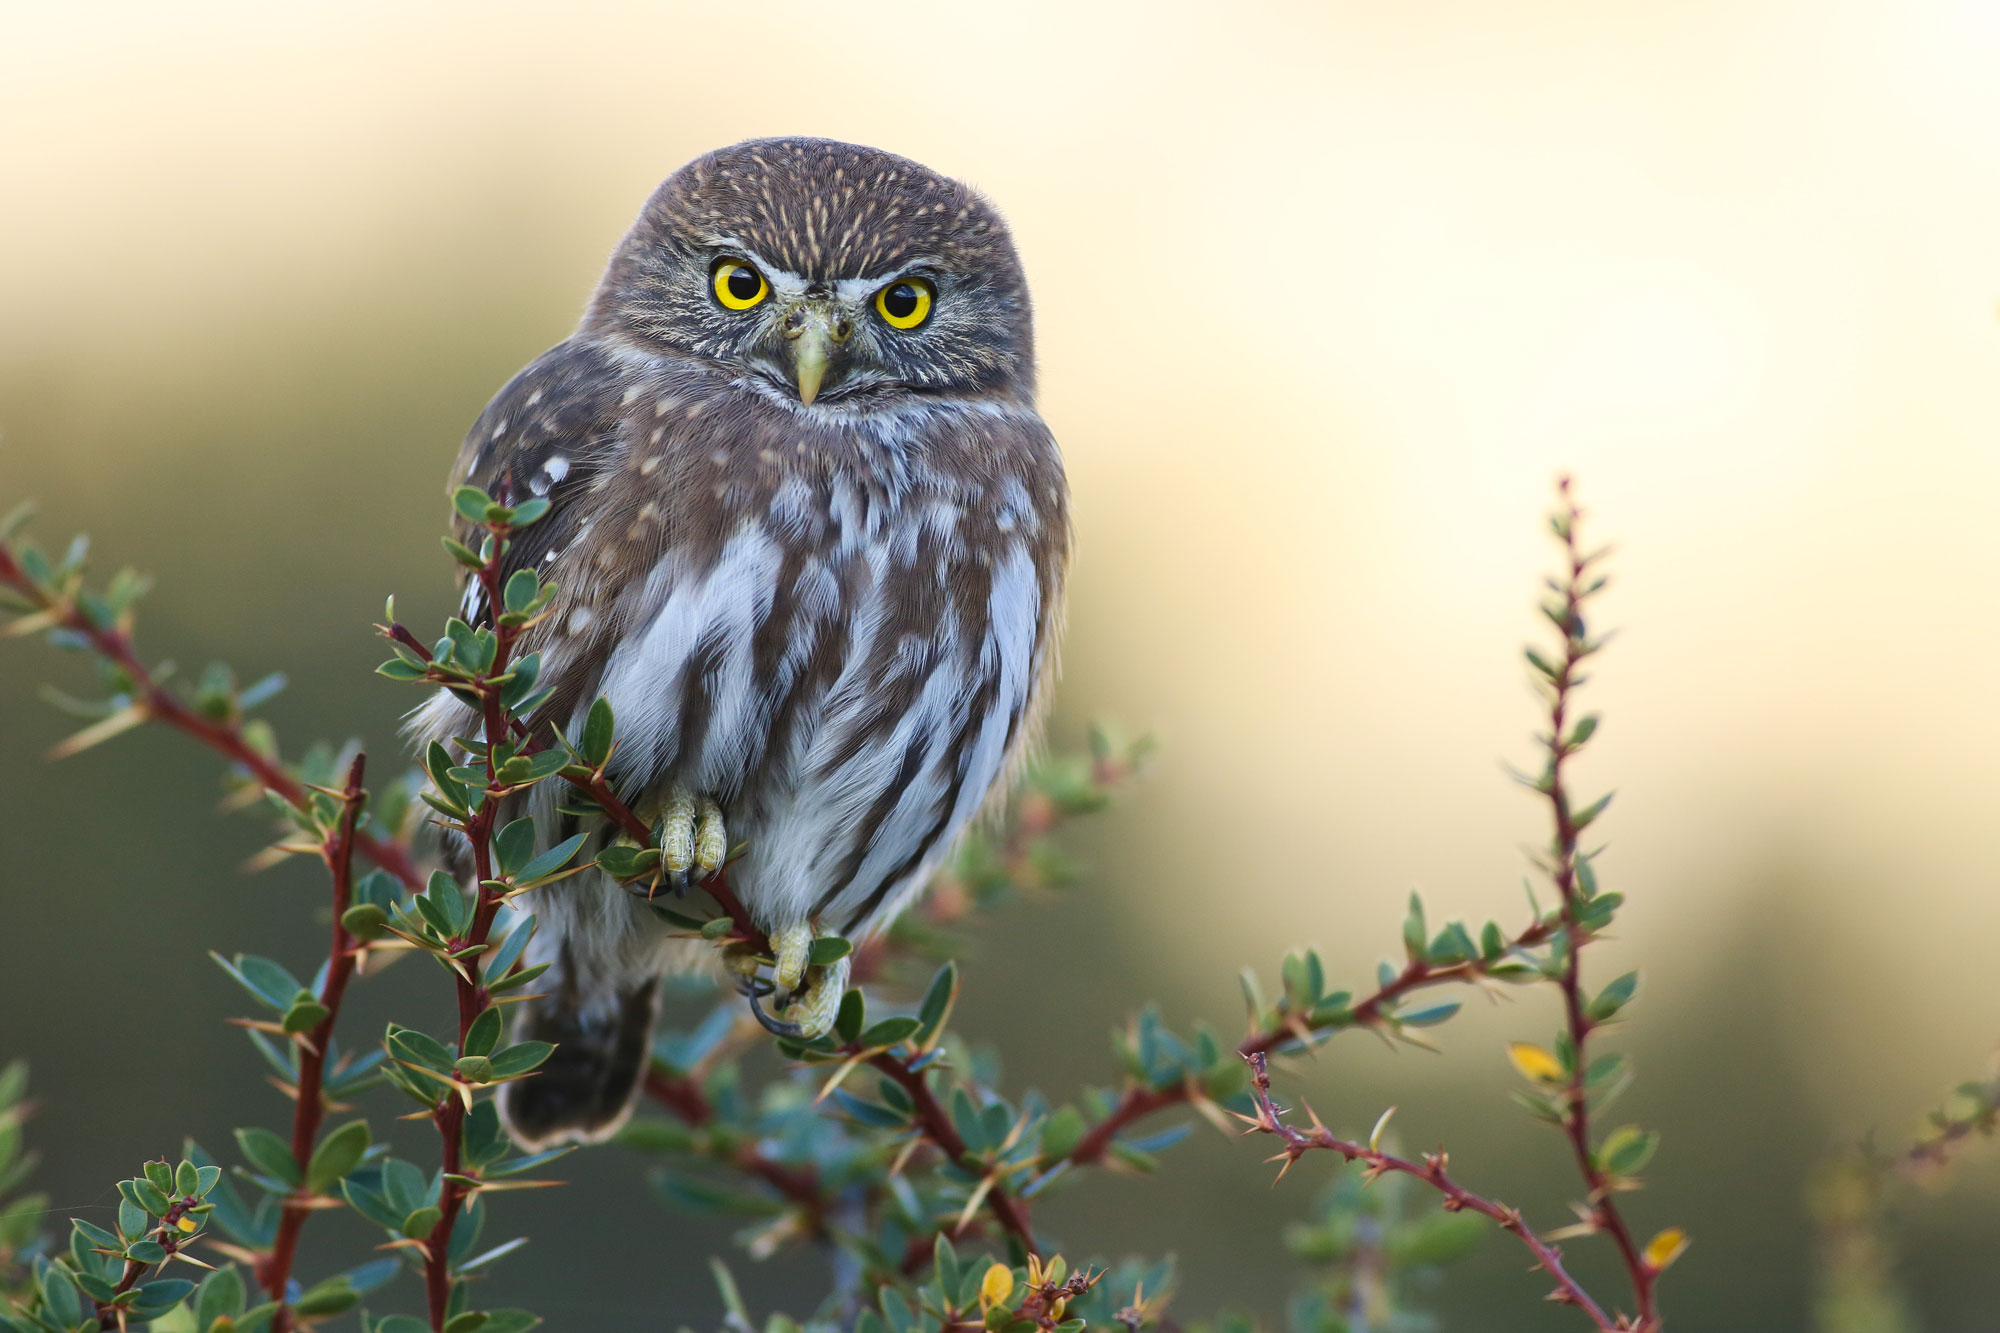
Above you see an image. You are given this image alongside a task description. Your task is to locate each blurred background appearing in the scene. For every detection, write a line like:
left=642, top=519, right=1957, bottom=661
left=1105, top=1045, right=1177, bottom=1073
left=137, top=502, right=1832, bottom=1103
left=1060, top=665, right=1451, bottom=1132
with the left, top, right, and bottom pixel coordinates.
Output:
left=5, top=0, right=2000, bottom=1327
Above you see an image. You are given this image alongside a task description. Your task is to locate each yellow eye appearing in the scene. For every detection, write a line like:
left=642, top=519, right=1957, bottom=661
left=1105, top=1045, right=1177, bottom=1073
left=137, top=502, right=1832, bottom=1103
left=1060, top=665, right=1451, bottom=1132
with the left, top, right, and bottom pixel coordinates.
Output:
left=874, top=277, right=934, bottom=330
left=712, top=260, right=768, bottom=311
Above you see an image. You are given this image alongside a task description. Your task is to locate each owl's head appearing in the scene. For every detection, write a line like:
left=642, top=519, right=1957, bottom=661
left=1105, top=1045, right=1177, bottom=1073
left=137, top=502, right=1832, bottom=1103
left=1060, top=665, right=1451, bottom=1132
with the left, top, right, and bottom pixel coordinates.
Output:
left=585, top=138, right=1034, bottom=408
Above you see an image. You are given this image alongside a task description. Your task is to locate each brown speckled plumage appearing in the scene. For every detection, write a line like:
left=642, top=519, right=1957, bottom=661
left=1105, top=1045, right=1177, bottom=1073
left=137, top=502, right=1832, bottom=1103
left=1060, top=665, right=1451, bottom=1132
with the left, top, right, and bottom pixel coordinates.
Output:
left=411, top=138, right=1067, bottom=1147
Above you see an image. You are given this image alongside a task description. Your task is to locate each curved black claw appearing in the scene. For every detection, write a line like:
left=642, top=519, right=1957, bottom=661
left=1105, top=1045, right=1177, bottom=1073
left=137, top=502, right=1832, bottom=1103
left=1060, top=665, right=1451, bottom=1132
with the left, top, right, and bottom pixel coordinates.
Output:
left=741, top=978, right=806, bottom=1038
left=618, top=873, right=690, bottom=903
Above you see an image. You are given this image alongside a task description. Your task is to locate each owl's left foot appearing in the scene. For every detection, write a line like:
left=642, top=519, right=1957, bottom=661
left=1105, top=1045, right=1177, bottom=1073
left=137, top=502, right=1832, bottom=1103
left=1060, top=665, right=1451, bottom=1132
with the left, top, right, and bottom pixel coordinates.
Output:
left=652, top=785, right=727, bottom=894
left=738, top=922, right=851, bottom=1040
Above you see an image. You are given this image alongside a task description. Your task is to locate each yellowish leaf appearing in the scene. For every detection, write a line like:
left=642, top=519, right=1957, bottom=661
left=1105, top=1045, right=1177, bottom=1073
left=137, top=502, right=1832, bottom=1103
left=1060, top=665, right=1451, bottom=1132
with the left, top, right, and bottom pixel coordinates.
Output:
left=1508, top=1042, right=1566, bottom=1084
left=1644, top=1226, right=1689, bottom=1272
left=979, top=1262, right=1015, bottom=1312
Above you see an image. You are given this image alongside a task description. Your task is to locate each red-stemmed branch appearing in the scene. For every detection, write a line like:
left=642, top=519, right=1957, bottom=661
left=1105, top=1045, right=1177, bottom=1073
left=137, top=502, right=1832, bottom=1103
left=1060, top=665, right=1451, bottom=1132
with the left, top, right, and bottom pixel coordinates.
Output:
left=259, top=752, right=370, bottom=1331
left=866, top=1050, right=1039, bottom=1258
left=418, top=531, right=517, bottom=1331
left=89, top=1187, right=205, bottom=1328
left=1237, top=1052, right=1620, bottom=1330
left=1064, top=910, right=1563, bottom=1170
left=1536, top=480, right=1658, bottom=1330
left=0, top=543, right=422, bottom=891
left=639, top=1069, right=825, bottom=1222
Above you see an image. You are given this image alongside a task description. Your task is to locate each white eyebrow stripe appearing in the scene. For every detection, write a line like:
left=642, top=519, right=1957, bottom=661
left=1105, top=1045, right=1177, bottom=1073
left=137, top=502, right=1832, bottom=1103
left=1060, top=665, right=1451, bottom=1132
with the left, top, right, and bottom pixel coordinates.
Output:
left=833, top=269, right=931, bottom=303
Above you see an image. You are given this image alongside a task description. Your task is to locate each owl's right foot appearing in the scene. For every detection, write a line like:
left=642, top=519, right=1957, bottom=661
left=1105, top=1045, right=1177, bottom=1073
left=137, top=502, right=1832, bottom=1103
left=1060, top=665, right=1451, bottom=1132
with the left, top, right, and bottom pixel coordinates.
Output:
left=650, top=784, right=726, bottom=895
left=735, top=922, right=851, bottom=1041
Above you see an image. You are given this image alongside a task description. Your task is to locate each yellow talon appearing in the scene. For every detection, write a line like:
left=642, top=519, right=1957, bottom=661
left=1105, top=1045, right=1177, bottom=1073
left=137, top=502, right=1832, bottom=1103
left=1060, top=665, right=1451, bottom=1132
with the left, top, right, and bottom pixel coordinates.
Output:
left=777, top=953, right=850, bottom=1039
left=770, top=922, right=814, bottom=995
left=753, top=921, right=850, bottom=1040
left=660, top=785, right=697, bottom=878
left=694, top=797, right=727, bottom=876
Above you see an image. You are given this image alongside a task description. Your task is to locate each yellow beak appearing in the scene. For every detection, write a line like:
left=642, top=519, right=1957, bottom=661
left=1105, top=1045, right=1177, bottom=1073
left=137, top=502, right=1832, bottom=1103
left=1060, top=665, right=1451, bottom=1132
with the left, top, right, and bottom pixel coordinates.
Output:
left=785, top=307, right=847, bottom=405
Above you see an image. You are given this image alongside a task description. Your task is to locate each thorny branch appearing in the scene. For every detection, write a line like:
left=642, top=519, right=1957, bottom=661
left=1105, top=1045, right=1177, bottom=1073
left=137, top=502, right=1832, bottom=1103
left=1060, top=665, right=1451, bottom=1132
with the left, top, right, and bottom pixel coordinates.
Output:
left=1537, top=479, right=1658, bottom=1330
left=260, top=752, right=370, bottom=1332
left=418, top=520, right=516, bottom=1331
left=1237, top=1052, right=1620, bottom=1330
left=0, top=540, right=423, bottom=891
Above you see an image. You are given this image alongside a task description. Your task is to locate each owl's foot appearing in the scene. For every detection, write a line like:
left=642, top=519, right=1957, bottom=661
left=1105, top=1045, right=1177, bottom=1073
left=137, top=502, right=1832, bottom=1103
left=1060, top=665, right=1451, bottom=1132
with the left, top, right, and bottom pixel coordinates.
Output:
left=738, top=922, right=851, bottom=1041
left=653, top=785, right=727, bottom=895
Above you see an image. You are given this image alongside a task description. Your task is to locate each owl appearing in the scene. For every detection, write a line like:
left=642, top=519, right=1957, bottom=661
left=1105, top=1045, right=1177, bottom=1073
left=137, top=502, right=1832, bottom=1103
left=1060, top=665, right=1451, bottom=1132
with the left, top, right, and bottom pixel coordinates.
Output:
left=410, top=138, right=1069, bottom=1150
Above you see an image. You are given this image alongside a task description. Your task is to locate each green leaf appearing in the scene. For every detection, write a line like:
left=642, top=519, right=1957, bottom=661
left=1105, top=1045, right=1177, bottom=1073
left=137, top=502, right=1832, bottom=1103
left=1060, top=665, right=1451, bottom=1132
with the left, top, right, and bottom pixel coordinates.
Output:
left=486, top=1042, right=555, bottom=1080
left=913, top=961, right=958, bottom=1046
left=808, top=935, right=853, bottom=966
left=213, top=954, right=303, bottom=1012
left=1589, top=971, right=1639, bottom=1023
left=401, top=1205, right=443, bottom=1240
left=282, top=998, right=331, bottom=1035
left=493, top=819, right=537, bottom=876
left=1572, top=791, right=1614, bottom=831
left=834, top=988, right=866, bottom=1044
left=596, top=845, right=662, bottom=881
left=502, top=569, right=539, bottom=614
left=580, top=698, right=615, bottom=767
left=1403, top=893, right=1428, bottom=962
left=463, top=1006, right=503, bottom=1059
left=341, top=903, right=391, bottom=941
left=454, top=486, right=496, bottom=524
left=1399, top=1001, right=1461, bottom=1028
left=859, top=1017, right=921, bottom=1049
left=377, top=1317, right=436, bottom=1333
left=514, top=832, right=588, bottom=886
left=234, top=1128, right=300, bottom=1187
left=933, top=1235, right=962, bottom=1302
left=195, top=1264, right=247, bottom=1329
left=485, top=961, right=551, bottom=994
left=130, top=1277, right=196, bottom=1315
left=1599, top=1124, right=1660, bottom=1177
left=386, top=1025, right=456, bottom=1074
left=305, top=1120, right=371, bottom=1193
left=293, top=1276, right=359, bottom=1317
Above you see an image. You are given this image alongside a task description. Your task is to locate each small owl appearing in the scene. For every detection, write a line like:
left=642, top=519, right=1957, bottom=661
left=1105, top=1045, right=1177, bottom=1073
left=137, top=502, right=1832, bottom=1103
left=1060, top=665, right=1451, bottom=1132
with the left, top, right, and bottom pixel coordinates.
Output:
left=410, top=138, right=1068, bottom=1149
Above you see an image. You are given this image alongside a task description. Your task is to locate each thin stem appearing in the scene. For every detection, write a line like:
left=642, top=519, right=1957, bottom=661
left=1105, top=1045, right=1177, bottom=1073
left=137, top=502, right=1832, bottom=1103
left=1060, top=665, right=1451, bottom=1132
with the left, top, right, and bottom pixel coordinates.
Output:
left=1066, top=911, right=1559, bottom=1169
left=422, top=546, right=517, bottom=1331
left=867, top=1051, right=1038, bottom=1258
left=1540, top=480, right=1656, bottom=1330
left=1240, top=1053, right=1618, bottom=1330
left=261, top=753, right=370, bottom=1330
left=0, top=544, right=421, bottom=890
left=640, top=1070, right=826, bottom=1222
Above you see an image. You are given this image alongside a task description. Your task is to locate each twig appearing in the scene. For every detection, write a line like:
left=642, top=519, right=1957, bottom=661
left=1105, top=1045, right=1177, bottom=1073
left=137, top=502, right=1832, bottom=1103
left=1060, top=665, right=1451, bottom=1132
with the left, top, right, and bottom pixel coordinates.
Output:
left=0, top=543, right=421, bottom=890
left=868, top=1050, right=1038, bottom=1258
left=1239, top=1052, right=1618, bottom=1331
left=1537, top=479, right=1657, bottom=1330
left=260, top=753, right=370, bottom=1331
left=639, top=1070, right=826, bottom=1224
left=1066, top=910, right=1559, bottom=1169
left=420, top=531, right=519, bottom=1331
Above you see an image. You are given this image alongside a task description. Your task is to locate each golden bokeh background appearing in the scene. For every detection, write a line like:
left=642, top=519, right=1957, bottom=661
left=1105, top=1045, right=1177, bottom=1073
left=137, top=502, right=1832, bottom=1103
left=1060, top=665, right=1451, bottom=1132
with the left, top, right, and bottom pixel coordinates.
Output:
left=6, top=1, right=2000, bottom=1327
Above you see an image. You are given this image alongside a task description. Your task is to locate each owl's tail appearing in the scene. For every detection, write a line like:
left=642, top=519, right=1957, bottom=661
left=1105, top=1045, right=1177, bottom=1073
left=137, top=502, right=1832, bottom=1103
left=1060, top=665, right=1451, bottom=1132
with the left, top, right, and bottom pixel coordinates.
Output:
left=497, top=948, right=658, bottom=1151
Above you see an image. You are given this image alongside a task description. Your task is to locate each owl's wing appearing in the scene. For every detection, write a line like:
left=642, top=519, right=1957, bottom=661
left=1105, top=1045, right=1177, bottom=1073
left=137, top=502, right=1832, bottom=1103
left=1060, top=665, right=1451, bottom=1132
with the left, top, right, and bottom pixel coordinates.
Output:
left=446, top=337, right=634, bottom=630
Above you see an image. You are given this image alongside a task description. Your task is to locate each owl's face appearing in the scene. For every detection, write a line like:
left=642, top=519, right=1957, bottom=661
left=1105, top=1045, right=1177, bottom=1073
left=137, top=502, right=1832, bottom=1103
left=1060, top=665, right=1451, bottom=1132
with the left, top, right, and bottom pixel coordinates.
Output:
left=585, top=138, right=1035, bottom=409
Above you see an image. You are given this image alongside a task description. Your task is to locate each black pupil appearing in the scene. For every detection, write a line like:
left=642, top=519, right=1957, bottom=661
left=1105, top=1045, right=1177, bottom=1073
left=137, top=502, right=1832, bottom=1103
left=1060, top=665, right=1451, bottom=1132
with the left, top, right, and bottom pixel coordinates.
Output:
left=725, top=266, right=761, bottom=301
left=883, top=283, right=920, bottom=319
